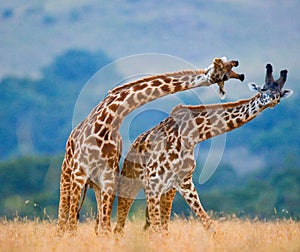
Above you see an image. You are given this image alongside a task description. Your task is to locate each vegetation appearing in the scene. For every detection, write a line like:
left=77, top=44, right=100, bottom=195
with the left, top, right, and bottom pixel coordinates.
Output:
left=0, top=218, right=299, bottom=252
left=0, top=155, right=299, bottom=221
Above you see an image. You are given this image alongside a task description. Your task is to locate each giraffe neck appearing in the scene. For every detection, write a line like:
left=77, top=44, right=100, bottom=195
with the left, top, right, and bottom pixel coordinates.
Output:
left=101, top=70, right=211, bottom=130
left=171, top=93, right=268, bottom=146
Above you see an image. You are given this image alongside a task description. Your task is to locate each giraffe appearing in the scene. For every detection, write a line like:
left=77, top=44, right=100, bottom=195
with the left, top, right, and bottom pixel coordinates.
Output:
left=114, top=64, right=293, bottom=234
left=57, top=57, right=244, bottom=235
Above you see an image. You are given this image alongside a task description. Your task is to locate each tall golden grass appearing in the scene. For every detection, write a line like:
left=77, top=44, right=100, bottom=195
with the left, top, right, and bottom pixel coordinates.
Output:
left=0, top=217, right=299, bottom=252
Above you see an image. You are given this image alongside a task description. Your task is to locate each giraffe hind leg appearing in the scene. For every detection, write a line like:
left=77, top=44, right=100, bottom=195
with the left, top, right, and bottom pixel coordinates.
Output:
left=144, top=189, right=176, bottom=231
left=114, top=176, right=142, bottom=234
left=95, top=165, right=119, bottom=235
left=160, top=188, right=176, bottom=231
left=177, top=181, right=215, bottom=232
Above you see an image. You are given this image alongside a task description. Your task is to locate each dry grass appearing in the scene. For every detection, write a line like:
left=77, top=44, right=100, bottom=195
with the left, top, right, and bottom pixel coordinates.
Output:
left=0, top=217, right=299, bottom=252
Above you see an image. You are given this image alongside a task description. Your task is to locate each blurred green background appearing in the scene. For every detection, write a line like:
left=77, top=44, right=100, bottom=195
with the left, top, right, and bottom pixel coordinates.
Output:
left=0, top=1, right=299, bottom=221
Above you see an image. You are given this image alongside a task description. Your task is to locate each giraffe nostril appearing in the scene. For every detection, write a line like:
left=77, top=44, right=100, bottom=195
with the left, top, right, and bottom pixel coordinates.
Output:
left=239, top=74, right=245, bottom=82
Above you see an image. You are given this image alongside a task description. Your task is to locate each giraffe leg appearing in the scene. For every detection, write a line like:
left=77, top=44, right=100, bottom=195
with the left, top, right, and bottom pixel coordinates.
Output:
left=177, top=180, right=214, bottom=232
left=96, top=191, right=115, bottom=234
left=96, top=165, right=118, bottom=235
left=160, top=188, right=176, bottom=231
left=57, top=159, right=71, bottom=236
left=144, top=189, right=176, bottom=231
left=67, top=168, right=87, bottom=234
left=93, top=185, right=102, bottom=235
left=144, top=181, right=163, bottom=232
left=114, top=196, right=135, bottom=234
left=114, top=176, right=142, bottom=234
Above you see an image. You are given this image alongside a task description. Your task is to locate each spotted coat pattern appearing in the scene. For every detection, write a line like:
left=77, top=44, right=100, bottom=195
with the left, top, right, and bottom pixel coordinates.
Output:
left=114, top=64, right=292, bottom=234
left=57, top=57, right=244, bottom=235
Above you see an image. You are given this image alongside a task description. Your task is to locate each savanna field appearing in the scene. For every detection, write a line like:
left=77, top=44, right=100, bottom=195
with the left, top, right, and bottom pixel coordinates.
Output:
left=1, top=217, right=299, bottom=252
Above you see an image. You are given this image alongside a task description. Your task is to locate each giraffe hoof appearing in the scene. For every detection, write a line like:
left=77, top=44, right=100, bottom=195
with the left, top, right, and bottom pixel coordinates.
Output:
left=113, top=227, right=125, bottom=236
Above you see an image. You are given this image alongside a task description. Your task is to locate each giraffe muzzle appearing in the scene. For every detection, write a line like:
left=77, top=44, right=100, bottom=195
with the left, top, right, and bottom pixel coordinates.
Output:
left=239, top=74, right=245, bottom=82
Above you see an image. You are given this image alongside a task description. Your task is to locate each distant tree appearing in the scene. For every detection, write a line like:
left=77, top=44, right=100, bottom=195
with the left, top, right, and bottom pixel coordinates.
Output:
left=0, top=49, right=117, bottom=159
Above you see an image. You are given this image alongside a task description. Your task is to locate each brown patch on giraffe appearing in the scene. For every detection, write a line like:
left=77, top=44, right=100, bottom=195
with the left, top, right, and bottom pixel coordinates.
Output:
left=165, top=140, right=173, bottom=151
left=161, top=85, right=170, bottom=92
left=195, top=117, right=204, bottom=125
left=236, top=118, right=243, bottom=127
left=109, top=104, right=118, bottom=113
left=193, top=201, right=200, bottom=208
left=205, top=131, right=212, bottom=139
left=175, top=140, right=181, bottom=151
left=96, top=138, right=102, bottom=148
left=126, top=93, right=136, bottom=106
left=133, top=83, right=148, bottom=92
left=159, top=154, right=165, bottom=163
left=161, top=76, right=172, bottom=83
left=158, top=166, right=165, bottom=176
left=94, top=122, right=102, bottom=134
left=169, top=152, right=178, bottom=161
left=99, top=127, right=109, bottom=139
left=116, top=90, right=128, bottom=102
left=174, top=84, right=182, bottom=92
left=227, top=120, right=235, bottom=130
left=67, top=148, right=73, bottom=160
left=231, top=113, right=239, bottom=119
left=98, top=112, right=108, bottom=123
left=245, top=112, right=250, bottom=120
left=152, top=79, right=162, bottom=87
left=136, top=92, right=145, bottom=101
left=181, top=76, right=189, bottom=82
left=145, top=88, right=152, bottom=96
left=182, top=158, right=194, bottom=168
left=152, top=89, right=161, bottom=97
left=215, top=120, right=225, bottom=130
left=105, top=114, right=113, bottom=124
left=165, top=162, right=171, bottom=170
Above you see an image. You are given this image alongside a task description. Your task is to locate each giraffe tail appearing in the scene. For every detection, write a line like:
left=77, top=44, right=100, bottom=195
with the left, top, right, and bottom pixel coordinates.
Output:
left=77, top=183, right=88, bottom=220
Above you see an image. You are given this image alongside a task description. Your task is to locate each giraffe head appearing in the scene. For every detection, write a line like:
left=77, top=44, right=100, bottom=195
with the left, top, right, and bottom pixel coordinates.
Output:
left=248, top=63, right=293, bottom=107
left=206, top=57, right=245, bottom=99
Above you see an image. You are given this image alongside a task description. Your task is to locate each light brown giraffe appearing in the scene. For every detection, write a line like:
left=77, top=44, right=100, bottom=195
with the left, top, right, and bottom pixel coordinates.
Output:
left=114, top=64, right=293, bottom=234
left=57, top=57, right=244, bottom=235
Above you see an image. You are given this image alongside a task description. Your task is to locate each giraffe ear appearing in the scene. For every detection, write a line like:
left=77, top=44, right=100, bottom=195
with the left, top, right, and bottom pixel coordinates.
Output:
left=281, top=89, right=293, bottom=99
left=217, top=82, right=226, bottom=100
left=218, top=89, right=226, bottom=100
left=248, top=82, right=260, bottom=92
left=213, top=58, right=224, bottom=69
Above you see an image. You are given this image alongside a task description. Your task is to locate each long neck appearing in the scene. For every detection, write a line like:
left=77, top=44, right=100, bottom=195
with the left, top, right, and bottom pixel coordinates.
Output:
left=172, top=94, right=268, bottom=145
left=103, top=70, right=211, bottom=129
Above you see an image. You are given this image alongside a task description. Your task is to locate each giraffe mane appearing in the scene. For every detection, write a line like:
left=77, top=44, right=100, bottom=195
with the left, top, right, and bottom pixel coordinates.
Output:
left=108, top=70, right=206, bottom=94
left=170, top=94, right=261, bottom=116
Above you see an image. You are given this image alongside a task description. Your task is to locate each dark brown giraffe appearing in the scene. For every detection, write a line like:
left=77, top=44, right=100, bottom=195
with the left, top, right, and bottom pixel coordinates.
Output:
left=114, top=64, right=293, bottom=234
left=57, top=57, right=244, bottom=235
